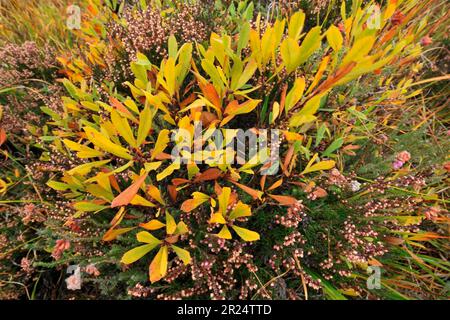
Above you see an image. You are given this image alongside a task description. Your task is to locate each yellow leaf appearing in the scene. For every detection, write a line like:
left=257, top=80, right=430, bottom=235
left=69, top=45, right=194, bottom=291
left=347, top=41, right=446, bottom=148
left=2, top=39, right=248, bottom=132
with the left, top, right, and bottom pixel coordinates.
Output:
left=236, top=59, right=257, bottom=90
left=280, top=38, right=300, bottom=73
left=218, top=187, right=231, bottom=215
left=67, top=160, right=111, bottom=176
left=130, top=194, right=156, bottom=207
left=302, top=158, right=336, bottom=174
left=229, top=202, right=252, bottom=220
left=326, top=25, right=343, bottom=52
left=147, top=185, right=165, bottom=205
left=151, top=129, right=170, bottom=160
left=149, top=245, right=168, bottom=283
left=137, top=231, right=161, bottom=244
left=156, top=161, right=180, bottom=181
left=121, top=243, right=158, bottom=264
left=63, top=139, right=104, bottom=158
left=217, top=225, right=232, bottom=239
left=175, top=221, right=189, bottom=235
left=180, top=192, right=210, bottom=212
left=270, top=101, right=280, bottom=124
left=307, top=55, right=330, bottom=94
left=172, top=245, right=191, bottom=265
left=341, top=36, right=376, bottom=67
left=209, top=212, right=226, bottom=224
left=84, top=126, right=132, bottom=160
left=136, top=105, right=154, bottom=146
left=111, top=109, right=136, bottom=147
left=285, top=77, right=305, bottom=112
left=231, top=225, right=260, bottom=242
left=144, top=161, right=162, bottom=172
left=166, top=212, right=177, bottom=235
left=140, top=219, right=166, bottom=230
left=288, top=10, right=305, bottom=41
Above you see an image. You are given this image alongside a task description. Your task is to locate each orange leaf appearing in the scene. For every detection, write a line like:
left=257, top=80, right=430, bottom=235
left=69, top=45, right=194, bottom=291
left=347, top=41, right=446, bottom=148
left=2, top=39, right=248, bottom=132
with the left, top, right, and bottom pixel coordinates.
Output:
left=282, top=145, right=295, bottom=177
left=194, top=168, right=222, bottom=182
left=110, top=97, right=134, bottom=119
left=314, top=61, right=357, bottom=94
left=168, top=185, right=178, bottom=202
left=229, top=180, right=263, bottom=200
left=111, top=172, right=148, bottom=208
left=267, top=178, right=283, bottom=191
left=200, top=83, right=222, bottom=111
left=0, top=128, right=6, bottom=146
left=172, top=178, right=190, bottom=186
left=268, top=194, right=298, bottom=206
left=102, top=226, right=136, bottom=242
left=279, top=84, right=288, bottom=114
left=384, top=236, right=404, bottom=245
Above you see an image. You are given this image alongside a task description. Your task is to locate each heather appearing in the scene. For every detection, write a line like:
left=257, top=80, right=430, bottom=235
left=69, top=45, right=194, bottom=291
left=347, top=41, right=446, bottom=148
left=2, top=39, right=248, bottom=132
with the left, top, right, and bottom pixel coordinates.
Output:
left=0, top=0, right=449, bottom=300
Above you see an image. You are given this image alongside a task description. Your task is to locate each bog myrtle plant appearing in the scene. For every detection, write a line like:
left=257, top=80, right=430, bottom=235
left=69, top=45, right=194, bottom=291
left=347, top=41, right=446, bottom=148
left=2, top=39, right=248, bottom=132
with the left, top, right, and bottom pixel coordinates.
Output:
left=46, top=0, right=432, bottom=283
left=1, top=0, right=448, bottom=300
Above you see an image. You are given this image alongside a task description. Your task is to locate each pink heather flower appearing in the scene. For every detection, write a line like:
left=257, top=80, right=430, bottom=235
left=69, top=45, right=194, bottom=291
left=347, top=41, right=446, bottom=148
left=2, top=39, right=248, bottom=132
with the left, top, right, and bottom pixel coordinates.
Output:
left=420, top=35, right=433, bottom=46
left=424, top=207, right=440, bottom=221
left=396, top=151, right=411, bottom=163
left=65, top=273, right=82, bottom=290
left=20, top=257, right=33, bottom=273
left=392, top=160, right=404, bottom=170
left=51, top=239, right=70, bottom=260
left=85, top=264, right=100, bottom=276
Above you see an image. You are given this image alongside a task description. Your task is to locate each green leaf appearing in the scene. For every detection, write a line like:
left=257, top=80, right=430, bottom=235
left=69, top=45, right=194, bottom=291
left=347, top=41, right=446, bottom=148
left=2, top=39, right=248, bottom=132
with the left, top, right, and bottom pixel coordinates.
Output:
left=322, top=137, right=344, bottom=157
left=168, top=34, right=178, bottom=59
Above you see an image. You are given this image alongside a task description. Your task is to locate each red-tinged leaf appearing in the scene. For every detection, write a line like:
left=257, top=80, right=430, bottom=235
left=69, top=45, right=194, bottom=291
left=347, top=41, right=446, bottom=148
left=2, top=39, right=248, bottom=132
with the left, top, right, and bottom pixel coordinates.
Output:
left=282, top=145, right=295, bottom=177
left=267, top=178, right=283, bottom=191
left=194, top=168, right=222, bottom=182
left=102, top=168, right=122, bottom=193
left=214, top=181, right=222, bottom=195
left=180, top=192, right=210, bottom=212
left=408, top=232, right=449, bottom=241
left=200, top=111, right=218, bottom=126
left=228, top=180, right=263, bottom=200
left=368, top=258, right=383, bottom=267
left=0, top=128, right=6, bottom=146
left=172, top=178, right=190, bottom=186
left=165, top=234, right=179, bottom=244
left=153, top=152, right=172, bottom=160
left=109, top=175, right=121, bottom=193
left=384, top=236, right=405, bottom=245
left=110, top=97, right=133, bottom=118
left=311, top=187, right=328, bottom=198
left=260, top=175, right=267, bottom=191
left=223, top=100, right=239, bottom=116
left=111, top=172, right=148, bottom=208
left=168, top=185, right=178, bottom=202
left=279, top=84, right=288, bottom=114
left=200, top=83, right=222, bottom=110
left=314, top=62, right=357, bottom=94
left=102, top=226, right=136, bottom=242
left=110, top=207, right=126, bottom=227
left=179, top=92, right=196, bottom=109
left=268, top=194, right=298, bottom=206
